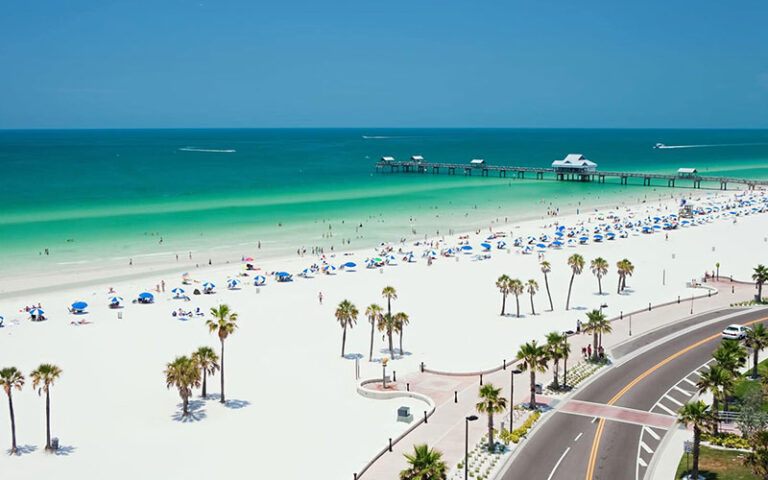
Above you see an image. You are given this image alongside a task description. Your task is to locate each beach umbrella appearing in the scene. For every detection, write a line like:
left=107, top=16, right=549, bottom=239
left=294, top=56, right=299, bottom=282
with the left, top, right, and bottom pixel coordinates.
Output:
left=227, top=279, right=240, bottom=288
left=480, top=242, right=491, bottom=250
left=109, top=296, right=123, bottom=304
left=606, top=232, right=615, bottom=238
left=138, top=292, right=154, bottom=300
left=171, top=287, right=185, bottom=294
left=301, top=268, right=313, bottom=276
left=254, top=275, right=266, bottom=285
left=552, top=240, right=564, bottom=246
left=203, top=282, right=215, bottom=289
left=536, top=243, right=547, bottom=249
left=593, top=234, right=603, bottom=240
left=579, top=236, right=589, bottom=242
left=343, top=262, right=357, bottom=268
left=653, top=225, right=662, bottom=229
left=71, top=301, right=88, bottom=310
left=29, top=308, right=44, bottom=316
left=461, top=245, right=473, bottom=251
left=325, top=265, right=337, bottom=272
left=373, top=257, right=383, bottom=263
left=496, top=241, right=506, bottom=248
left=276, top=272, right=290, bottom=277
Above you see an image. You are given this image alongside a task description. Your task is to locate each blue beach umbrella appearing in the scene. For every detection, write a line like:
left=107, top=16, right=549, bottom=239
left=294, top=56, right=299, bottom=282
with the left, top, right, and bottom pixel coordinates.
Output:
left=171, top=287, right=184, bottom=294
left=227, top=279, right=240, bottom=288
left=109, top=296, right=123, bottom=304
left=606, top=232, right=615, bottom=238
left=138, top=292, right=154, bottom=300
left=29, top=308, right=44, bottom=316
left=461, top=245, right=473, bottom=251
left=203, top=282, right=215, bottom=289
left=480, top=242, right=491, bottom=250
left=536, top=243, right=547, bottom=249
left=276, top=272, right=290, bottom=277
left=579, top=236, right=589, bottom=242
left=71, top=301, right=88, bottom=310
left=254, top=275, right=266, bottom=285
left=552, top=240, right=563, bottom=246
left=325, top=265, right=337, bottom=272
left=343, top=262, right=357, bottom=268
left=496, top=241, right=506, bottom=248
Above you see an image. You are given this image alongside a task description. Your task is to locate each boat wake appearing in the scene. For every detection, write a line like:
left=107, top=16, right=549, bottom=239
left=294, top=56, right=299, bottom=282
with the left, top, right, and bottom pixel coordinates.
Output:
left=362, top=136, right=393, bottom=139
left=654, top=142, right=768, bottom=149
left=179, top=147, right=237, bottom=153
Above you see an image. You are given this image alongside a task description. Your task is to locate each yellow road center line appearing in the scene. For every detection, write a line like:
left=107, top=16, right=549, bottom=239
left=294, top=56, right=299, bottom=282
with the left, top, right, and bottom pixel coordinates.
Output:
left=584, top=315, right=768, bottom=480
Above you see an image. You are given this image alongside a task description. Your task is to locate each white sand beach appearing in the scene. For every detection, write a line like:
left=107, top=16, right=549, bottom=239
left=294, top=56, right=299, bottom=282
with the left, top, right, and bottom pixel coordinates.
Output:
left=1, top=190, right=766, bottom=479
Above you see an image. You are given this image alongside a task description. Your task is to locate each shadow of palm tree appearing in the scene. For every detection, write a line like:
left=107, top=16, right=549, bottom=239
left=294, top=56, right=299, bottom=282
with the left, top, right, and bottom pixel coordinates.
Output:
left=6, top=444, right=37, bottom=456
left=343, top=353, right=363, bottom=360
left=171, top=399, right=207, bottom=422
left=224, top=399, right=251, bottom=409
left=54, top=445, right=76, bottom=456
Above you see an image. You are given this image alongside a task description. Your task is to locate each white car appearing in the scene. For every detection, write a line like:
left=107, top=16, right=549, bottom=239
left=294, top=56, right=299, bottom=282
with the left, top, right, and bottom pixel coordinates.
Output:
left=722, top=324, right=751, bottom=340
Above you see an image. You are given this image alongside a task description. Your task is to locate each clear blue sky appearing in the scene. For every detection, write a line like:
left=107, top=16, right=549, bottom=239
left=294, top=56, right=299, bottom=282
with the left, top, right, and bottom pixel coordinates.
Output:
left=1, top=0, right=767, bottom=129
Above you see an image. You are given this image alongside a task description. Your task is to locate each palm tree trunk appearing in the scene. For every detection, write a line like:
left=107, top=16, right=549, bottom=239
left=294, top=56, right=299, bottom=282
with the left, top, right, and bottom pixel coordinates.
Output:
left=553, top=360, right=559, bottom=389
left=530, top=293, right=535, bottom=315
left=387, top=298, right=391, bottom=316
left=8, top=392, right=17, bottom=453
left=563, top=356, right=568, bottom=387
left=712, top=395, right=720, bottom=435
left=566, top=273, right=575, bottom=310
left=341, top=325, right=347, bottom=357
left=388, top=327, right=394, bottom=359
left=488, top=413, right=494, bottom=451
left=399, top=329, right=404, bottom=355
left=220, top=338, right=226, bottom=403
left=692, top=425, right=700, bottom=479
left=754, top=348, right=760, bottom=379
left=759, top=282, right=763, bottom=301
left=592, top=332, right=599, bottom=361
left=369, top=320, right=375, bottom=362
left=723, top=391, right=728, bottom=412
left=597, top=276, right=602, bottom=295
left=45, top=388, right=51, bottom=451
left=617, top=274, right=622, bottom=294
left=544, top=273, right=553, bottom=311
left=530, top=370, right=536, bottom=408
left=202, top=369, right=207, bottom=397
left=621, top=275, right=627, bottom=291
left=501, top=293, right=506, bottom=316
left=183, top=393, right=189, bottom=416
left=515, top=295, right=520, bottom=318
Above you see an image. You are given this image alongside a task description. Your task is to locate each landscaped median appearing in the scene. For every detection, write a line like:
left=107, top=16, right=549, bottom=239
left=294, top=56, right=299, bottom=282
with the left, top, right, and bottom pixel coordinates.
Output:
left=675, top=445, right=757, bottom=479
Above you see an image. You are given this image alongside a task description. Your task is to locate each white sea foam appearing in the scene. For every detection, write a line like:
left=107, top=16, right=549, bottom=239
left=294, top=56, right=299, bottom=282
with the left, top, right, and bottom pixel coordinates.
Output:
left=179, top=147, right=237, bottom=153
left=656, top=143, right=768, bottom=149
left=361, top=135, right=392, bottom=139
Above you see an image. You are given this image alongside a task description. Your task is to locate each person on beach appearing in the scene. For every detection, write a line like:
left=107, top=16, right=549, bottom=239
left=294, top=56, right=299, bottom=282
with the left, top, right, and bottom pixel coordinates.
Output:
left=318, top=291, right=323, bottom=304
left=161, top=280, right=165, bottom=292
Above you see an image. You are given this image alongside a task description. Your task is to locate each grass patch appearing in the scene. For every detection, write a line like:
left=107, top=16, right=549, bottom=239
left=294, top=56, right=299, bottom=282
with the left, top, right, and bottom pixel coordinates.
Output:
left=675, top=445, right=757, bottom=479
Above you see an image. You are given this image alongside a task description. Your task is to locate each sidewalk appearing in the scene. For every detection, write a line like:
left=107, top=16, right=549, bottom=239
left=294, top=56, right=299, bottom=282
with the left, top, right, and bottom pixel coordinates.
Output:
left=357, top=280, right=756, bottom=479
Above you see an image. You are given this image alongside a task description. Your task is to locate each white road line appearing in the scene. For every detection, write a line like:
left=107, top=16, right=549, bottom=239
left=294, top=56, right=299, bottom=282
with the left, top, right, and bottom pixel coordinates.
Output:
left=591, top=417, right=598, bottom=423
left=547, top=447, right=571, bottom=480
left=643, top=426, right=661, bottom=441
left=640, top=441, right=654, bottom=454
left=689, top=370, right=702, bottom=377
left=664, top=394, right=684, bottom=406
left=574, top=432, right=583, bottom=442
left=655, top=402, right=676, bottom=415
left=682, top=378, right=697, bottom=386
left=672, top=385, right=692, bottom=396
left=638, top=457, right=648, bottom=467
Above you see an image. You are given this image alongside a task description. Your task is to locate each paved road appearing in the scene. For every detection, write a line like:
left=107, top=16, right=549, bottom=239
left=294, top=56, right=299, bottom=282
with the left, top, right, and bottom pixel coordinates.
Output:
left=500, top=307, right=767, bottom=480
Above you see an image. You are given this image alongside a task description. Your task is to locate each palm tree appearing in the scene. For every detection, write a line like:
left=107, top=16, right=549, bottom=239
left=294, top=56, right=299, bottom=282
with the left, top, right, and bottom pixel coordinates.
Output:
left=192, top=346, right=219, bottom=398
left=475, top=384, right=507, bottom=451
left=590, top=257, right=609, bottom=295
left=510, top=279, right=524, bottom=318
left=752, top=265, right=768, bottom=301
left=165, top=356, right=201, bottom=417
left=378, top=312, right=398, bottom=360
left=540, top=261, right=554, bottom=311
left=565, top=254, right=585, bottom=310
left=365, top=304, right=383, bottom=361
left=526, top=279, right=539, bottom=315
left=382, top=286, right=398, bottom=316
left=696, top=364, right=732, bottom=435
left=677, top=401, right=715, bottom=480
left=746, top=324, right=768, bottom=379
left=596, top=313, right=612, bottom=351
left=620, top=258, right=634, bottom=291
left=713, top=339, right=747, bottom=411
left=399, top=444, right=447, bottom=480
left=30, top=363, right=62, bottom=452
left=206, top=304, right=238, bottom=403
left=516, top=341, right=548, bottom=408
left=616, top=259, right=626, bottom=294
left=545, top=332, right=565, bottom=390
left=582, top=310, right=610, bottom=360
left=0, top=367, right=24, bottom=454
left=335, top=300, right=358, bottom=358
left=394, top=312, right=410, bottom=355
left=560, top=336, right=572, bottom=388
left=496, top=274, right=512, bottom=316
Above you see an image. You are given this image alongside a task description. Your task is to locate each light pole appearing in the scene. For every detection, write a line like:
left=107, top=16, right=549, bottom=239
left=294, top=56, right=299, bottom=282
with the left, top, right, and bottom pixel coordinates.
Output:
left=509, top=368, right=522, bottom=429
left=465, top=415, right=478, bottom=480
left=382, top=358, right=388, bottom=389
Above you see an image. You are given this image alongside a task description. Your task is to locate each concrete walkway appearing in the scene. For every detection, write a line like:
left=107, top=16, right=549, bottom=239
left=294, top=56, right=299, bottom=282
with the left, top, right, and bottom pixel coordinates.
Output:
left=357, top=279, right=756, bottom=479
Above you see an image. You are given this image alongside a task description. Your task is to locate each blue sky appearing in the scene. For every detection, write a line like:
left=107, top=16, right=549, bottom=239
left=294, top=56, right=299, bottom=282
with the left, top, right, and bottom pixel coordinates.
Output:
left=1, top=0, right=767, bottom=129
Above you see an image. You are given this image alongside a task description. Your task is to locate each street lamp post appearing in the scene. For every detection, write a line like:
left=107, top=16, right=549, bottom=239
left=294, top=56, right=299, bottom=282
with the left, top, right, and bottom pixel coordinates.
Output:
left=509, top=368, right=522, bottom=429
left=465, top=415, right=478, bottom=480
left=382, top=358, right=388, bottom=389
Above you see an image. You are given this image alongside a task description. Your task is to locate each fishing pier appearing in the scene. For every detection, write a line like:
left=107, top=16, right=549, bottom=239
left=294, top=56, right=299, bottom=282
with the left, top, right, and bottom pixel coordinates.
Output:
left=375, top=154, right=768, bottom=190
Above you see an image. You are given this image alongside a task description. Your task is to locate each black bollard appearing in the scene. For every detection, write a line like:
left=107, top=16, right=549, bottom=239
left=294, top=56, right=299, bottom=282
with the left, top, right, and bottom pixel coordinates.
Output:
left=454, top=391, right=458, bottom=403
left=648, top=302, right=651, bottom=311
left=389, top=438, right=392, bottom=452
left=620, top=311, right=623, bottom=320
left=480, top=373, right=483, bottom=385
left=393, top=371, right=396, bottom=382
left=503, top=359, right=506, bottom=370
left=355, top=474, right=358, bottom=480
left=678, top=296, right=680, bottom=304
left=420, top=362, right=424, bottom=372
left=407, top=383, right=410, bottom=392
left=424, top=411, right=428, bottom=424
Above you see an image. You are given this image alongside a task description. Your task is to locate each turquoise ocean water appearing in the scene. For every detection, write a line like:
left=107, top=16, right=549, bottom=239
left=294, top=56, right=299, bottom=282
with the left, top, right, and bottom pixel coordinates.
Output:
left=1, top=128, right=768, bottom=275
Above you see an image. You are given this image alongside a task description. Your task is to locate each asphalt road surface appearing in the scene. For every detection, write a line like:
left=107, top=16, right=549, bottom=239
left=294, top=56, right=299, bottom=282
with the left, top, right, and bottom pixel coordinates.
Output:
left=500, top=307, right=766, bottom=480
